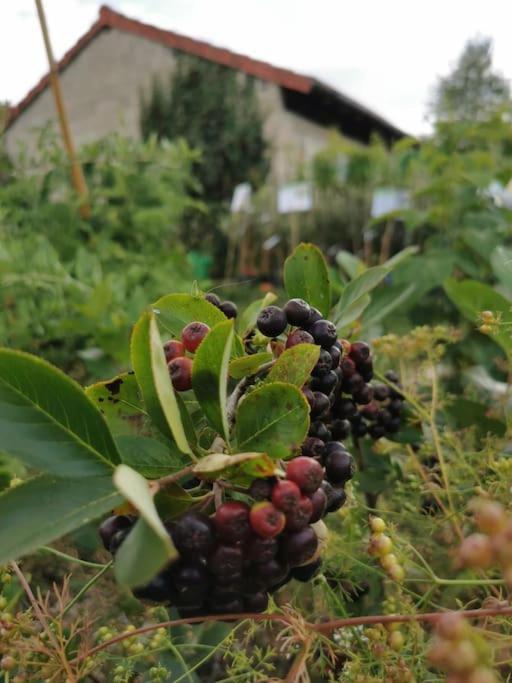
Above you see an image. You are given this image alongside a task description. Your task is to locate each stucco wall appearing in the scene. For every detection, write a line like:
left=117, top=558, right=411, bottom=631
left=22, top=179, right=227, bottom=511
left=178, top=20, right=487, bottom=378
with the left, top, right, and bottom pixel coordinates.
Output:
left=5, top=27, right=330, bottom=183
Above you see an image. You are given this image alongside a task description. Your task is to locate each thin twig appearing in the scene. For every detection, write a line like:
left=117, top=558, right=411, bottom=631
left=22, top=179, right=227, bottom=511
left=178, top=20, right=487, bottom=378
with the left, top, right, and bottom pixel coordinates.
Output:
left=284, top=637, right=312, bottom=682
left=156, top=463, right=196, bottom=490
left=62, top=560, right=113, bottom=618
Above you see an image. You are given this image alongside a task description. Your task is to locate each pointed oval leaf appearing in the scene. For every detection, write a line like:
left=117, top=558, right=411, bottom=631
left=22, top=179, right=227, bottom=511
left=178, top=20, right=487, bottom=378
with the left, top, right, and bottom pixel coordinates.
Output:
left=0, top=349, right=119, bottom=477
left=85, top=372, right=146, bottom=436
left=192, top=319, right=234, bottom=443
left=193, top=452, right=278, bottom=481
left=153, top=293, right=227, bottom=337
left=266, top=344, right=320, bottom=387
left=131, top=312, right=192, bottom=455
left=284, top=243, right=331, bottom=316
left=115, top=517, right=173, bottom=588
left=0, top=475, right=122, bottom=565
left=333, top=266, right=388, bottom=324
left=229, top=352, right=273, bottom=379
left=235, top=382, right=309, bottom=459
left=116, top=435, right=189, bottom=479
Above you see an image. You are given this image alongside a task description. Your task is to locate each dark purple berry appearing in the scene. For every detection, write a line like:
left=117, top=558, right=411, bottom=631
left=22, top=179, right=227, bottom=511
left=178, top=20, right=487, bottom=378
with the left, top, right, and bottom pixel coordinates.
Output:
left=247, top=536, right=279, bottom=564
left=325, top=451, right=355, bottom=484
left=205, top=292, right=221, bottom=307
left=248, top=477, right=276, bottom=501
left=322, top=482, right=347, bottom=513
left=311, top=370, right=338, bottom=395
left=331, top=419, right=351, bottom=440
left=281, top=527, right=318, bottom=567
left=377, top=409, right=392, bottom=424
left=302, top=387, right=315, bottom=411
left=353, top=384, right=373, bottom=405
left=109, top=528, right=131, bottom=555
left=255, top=559, right=289, bottom=587
left=373, top=384, right=390, bottom=401
left=215, top=502, right=251, bottom=543
left=210, top=545, right=244, bottom=577
left=330, top=345, right=341, bottom=369
left=209, top=594, right=244, bottom=614
left=334, top=398, right=357, bottom=419
left=291, top=558, right=322, bottom=582
left=351, top=419, right=368, bottom=437
left=340, top=357, right=356, bottom=377
left=99, top=515, right=134, bottom=550
left=309, top=488, right=327, bottom=522
left=301, top=437, right=325, bottom=460
left=312, top=349, right=333, bottom=376
left=168, top=512, right=215, bottom=558
left=284, top=298, right=311, bottom=326
left=359, top=360, right=374, bottom=382
left=309, top=421, right=332, bottom=442
left=133, top=574, right=171, bottom=602
left=389, top=398, right=404, bottom=416
left=306, top=307, right=323, bottom=328
left=219, top=301, right=238, bottom=319
left=385, top=369, right=400, bottom=384
left=349, top=341, right=371, bottom=365
left=311, top=391, right=330, bottom=418
left=244, top=591, right=268, bottom=612
left=171, top=562, right=209, bottom=591
left=257, top=306, right=288, bottom=337
left=387, top=417, right=401, bottom=433
left=369, top=423, right=387, bottom=439
left=309, top=319, right=337, bottom=349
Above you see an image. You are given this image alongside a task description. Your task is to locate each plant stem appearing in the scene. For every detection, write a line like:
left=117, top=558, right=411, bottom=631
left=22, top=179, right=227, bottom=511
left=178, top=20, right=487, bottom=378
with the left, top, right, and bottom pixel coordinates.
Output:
left=156, top=463, right=196, bottom=490
left=38, top=546, right=108, bottom=569
left=10, top=561, right=77, bottom=681
left=284, top=637, right=312, bottom=682
left=61, top=561, right=113, bottom=618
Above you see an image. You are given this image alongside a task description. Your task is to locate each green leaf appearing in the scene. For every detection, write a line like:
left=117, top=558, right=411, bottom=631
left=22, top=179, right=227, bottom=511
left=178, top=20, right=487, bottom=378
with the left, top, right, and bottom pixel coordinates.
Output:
left=0, top=475, right=122, bottom=565
left=153, top=293, right=227, bottom=337
left=360, top=284, right=417, bottom=332
left=116, top=435, right=188, bottom=479
left=131, top=312, right=192, bottom=455
left=445, top=399, right=506, bottom=439
left=335, top=250, right=366, bottom=279
left=193, top=451, right=278, bottom=482
left=235, top=382, right=309, bottom=459
left=284, top=243, right=331, bottom=316
left=266, top=344, right=320, bottom=387
left=381, top=245, right=419, bottom=271
left=333, top=266, right=388, bottom=325
left=85, top=372, right=145, bottom=436
left=238, top=292, right=277, bottom=336
left=335, top=294, right=371, bottom=333
left=444, top=278, right=512, bottom=355
left=155, top=483, right=201, bottom=519
left=0, top=349, right=119, bottom=477
left=115, top=517, right=172, bottom=589
left=229, top=352, right=273, bottom=379
left=192, top=320, right=234, bottom=443
left=490, top=245, right=512, bottom=291
left=113, top=464, right=177, bottom=587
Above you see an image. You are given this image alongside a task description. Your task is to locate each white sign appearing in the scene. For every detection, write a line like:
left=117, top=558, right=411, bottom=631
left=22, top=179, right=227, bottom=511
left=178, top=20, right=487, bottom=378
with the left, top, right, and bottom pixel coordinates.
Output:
left=371, top=188, right=410, bottom=219
left=230, top=183, right=252, bottom=213
left=277, top=182, right=313, bottom=214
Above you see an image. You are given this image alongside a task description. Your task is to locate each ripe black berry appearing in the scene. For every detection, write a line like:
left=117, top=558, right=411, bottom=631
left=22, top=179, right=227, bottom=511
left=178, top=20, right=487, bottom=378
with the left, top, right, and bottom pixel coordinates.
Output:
left=334, top=398, right=357, bottom=419
left=311, top=391, right=330, bottom=418
left=351, top=419, right=368, bottom=437
left=283, top=298, right=311, bottom=326
left=376, top=408, right=392, bottom=424
left=248, top=477, right=276, bottom=501
left=301, top=436, right=325, bottom=460
left=256, top=559, right=290, bottom=587
left=170, top=562, right=209, bottom=591
left=321, top=481, right=347, bottom=513
left=331, top=419, right=351, bottom=440
left=309, top=319, right=337, bottom=349
left=387, top=417, right=401, bottom=433
left=244, top=591, right=268, bottom=612
left=257, top=306, right=288, bottom=337
left=246, top=536, right=278, bottom=564
left=309, top=421, right=332, bottom=442
left=353, top=384, right=373, bottom=405
left=209, top=545, right=244, bottom=577
left=385, top=369, right=399, bottom=384
left=209, top=594, right=244, bottom=614
left=109, top=528, right=131, bottom=555
left=330, top=345, right=341, bottom=369
left=286, top=329, right=315, bottom=348
left=373, top=384, right=390, bottom=401
left=312, top=349, right=333, bottom=376
left=359, top=359, right=374, bottom=382
left=219, top=301, right=238, bottom=319
left=133, top=574, right=171, bottom=602
left=205, top=292, right=221, bottom=307
left=282, top=527, right=318, bottom=567
left=306, top=307, right=323, bottom=328
left=99, top=514, right=134, bottom=550
left=369, top=423, right=387, bottom=439
left=340, top=357, right=356, bottom=377
left=310, top=370, right=338, bottom=395
left=309, top=488, right=327, bottom=523
left=302, top=387, right=315, bottom=411
left=169, top=512, right=215, bottom=558
left=325, top=451, right=355, bottom=485
left=389, top=398, right=404, bottom=416
left=291, top=558, right=322, bottom=582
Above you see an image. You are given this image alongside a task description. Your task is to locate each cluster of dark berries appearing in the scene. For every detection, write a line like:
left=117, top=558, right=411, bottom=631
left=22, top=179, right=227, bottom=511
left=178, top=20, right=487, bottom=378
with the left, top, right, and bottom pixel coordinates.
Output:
left=204, top=293, right=238, bottom=319
left=99, top=456, right=335, bottom=617
left=254, top=298, right=405, bottom=442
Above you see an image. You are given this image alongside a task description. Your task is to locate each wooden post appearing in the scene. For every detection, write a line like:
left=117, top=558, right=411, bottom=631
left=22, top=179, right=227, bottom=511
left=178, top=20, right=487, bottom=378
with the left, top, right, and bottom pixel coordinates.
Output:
left=34, top=0, right=90, bottom=218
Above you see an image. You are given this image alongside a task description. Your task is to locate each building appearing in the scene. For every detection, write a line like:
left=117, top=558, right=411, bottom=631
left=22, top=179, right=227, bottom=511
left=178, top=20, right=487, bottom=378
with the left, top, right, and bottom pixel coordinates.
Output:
left=5, top=5, right=405, bottom=182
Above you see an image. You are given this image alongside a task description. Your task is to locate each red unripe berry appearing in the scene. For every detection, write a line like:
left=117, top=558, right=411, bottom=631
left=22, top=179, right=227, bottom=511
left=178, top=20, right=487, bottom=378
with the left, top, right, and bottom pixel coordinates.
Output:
left=182, top=321, right=210, bottom=352
left=286, top=456, right=324, bottom=494
left=271, top=479, right=302, bottom=513
left=163, top=339, right=186, bottom=362
left=214, top=501, right=251, bottom=543
left=286, top=495, right=313, bottom=531
left=349, top=341, right=371, bottom=364
left=285, top=329, right=314, bottom=349
left=250, top=501, right=286, bottom=538
left=168, top=356, right=193, bottom=392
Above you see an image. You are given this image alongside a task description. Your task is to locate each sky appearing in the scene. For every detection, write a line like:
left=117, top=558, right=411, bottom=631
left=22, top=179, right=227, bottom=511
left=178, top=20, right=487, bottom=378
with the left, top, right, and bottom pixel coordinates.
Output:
left=1, top=0, right=511, bottom=135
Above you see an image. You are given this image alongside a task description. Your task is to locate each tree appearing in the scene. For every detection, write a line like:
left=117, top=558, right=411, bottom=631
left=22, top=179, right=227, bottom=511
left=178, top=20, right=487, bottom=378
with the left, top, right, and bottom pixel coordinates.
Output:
left=140, top=55, right=269, bottom=260
left=430, top=37, right=511, bottom=123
